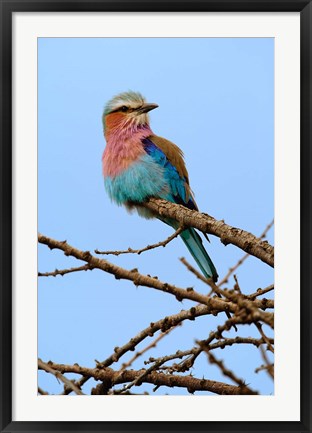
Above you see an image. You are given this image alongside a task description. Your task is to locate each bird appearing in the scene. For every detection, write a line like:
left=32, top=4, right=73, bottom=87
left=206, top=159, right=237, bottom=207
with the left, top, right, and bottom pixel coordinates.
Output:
left=102, top=90, right=218, bottom=282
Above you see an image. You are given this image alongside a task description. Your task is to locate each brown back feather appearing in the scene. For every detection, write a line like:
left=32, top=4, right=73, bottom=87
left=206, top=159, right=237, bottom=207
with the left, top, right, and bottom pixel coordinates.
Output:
left=149, top=135, right=188, bottom=181
left=148, top=134, right=198, bottom=209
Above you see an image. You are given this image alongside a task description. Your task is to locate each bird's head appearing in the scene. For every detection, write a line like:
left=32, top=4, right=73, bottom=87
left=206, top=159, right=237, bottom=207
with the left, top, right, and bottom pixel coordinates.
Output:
left=103, top=91, right=158, bottom=137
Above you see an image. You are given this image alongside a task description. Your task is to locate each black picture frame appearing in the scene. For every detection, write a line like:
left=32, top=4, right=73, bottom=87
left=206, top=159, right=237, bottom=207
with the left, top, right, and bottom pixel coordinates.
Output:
left=1, top=0, right=311, bottom=432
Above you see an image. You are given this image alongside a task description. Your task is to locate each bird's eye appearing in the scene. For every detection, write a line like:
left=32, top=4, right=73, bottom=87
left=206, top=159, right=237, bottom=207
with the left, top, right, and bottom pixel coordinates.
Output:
left=120, top=106, right=128, bottom=112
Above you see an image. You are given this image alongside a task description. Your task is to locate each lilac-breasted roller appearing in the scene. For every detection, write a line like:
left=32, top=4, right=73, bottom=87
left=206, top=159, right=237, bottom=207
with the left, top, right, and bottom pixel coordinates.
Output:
left=102, top=91, right=218, bottom=282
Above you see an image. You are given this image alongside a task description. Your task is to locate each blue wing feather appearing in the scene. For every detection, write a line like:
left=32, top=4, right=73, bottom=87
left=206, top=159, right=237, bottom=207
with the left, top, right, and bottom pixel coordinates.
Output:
left=141, top=137, right=217, bottom=281
left=142, top=137, right=196, bottom=210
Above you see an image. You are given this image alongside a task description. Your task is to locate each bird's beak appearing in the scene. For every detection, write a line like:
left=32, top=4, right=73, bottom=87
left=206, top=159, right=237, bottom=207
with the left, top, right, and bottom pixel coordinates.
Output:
left=137, top=103, right=159, bottom=114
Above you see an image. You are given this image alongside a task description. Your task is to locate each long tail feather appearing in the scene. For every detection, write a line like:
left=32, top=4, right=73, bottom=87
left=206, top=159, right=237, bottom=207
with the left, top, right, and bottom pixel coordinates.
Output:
left=178, top=226, right=235, bottom=327
left=180, top=228, right=218, bottom=282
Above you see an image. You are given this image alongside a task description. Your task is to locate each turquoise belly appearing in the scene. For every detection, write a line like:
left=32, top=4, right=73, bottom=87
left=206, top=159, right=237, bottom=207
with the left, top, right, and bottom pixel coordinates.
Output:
left=104, top=154, right=168, bottom=205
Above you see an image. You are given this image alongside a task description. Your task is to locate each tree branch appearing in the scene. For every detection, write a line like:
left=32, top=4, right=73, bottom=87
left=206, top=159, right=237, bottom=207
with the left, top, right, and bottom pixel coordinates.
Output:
left=217, top=219, right=274, bottom=286
left=38, top=359, right=84, bottom=395
left=62, top=303, right=221, bottom=393
left=248, top=284, right=274, bottom=300
left=39, top=361, right=257, bottom=395
left=120, top=328, right=176, bottom=371
left=96, top=304, right=221, bottom=370
left=201, top=345, right=257, bottom=394
left=142, top=198, right=274, bottom=267
left=38, top=264, right=93, bottom=277
left=95, top=225, right=184, bottom=256
left=39, top=234, right=273, bottom=321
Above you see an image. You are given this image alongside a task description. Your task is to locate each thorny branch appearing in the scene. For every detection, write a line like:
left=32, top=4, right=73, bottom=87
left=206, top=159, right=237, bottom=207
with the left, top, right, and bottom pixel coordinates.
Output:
left=38, top=359, right=84, bottom=395
left=179, top=257, right=273, bottom=327
left=201, top=346, right=257, bottom=394
left=63, top=303, right=227, bottom=394
left=142, top=198, right=274, bottom=267
left=56, top=297, right=273, bottom=394
left=38, top=235, right=273, bottom=323
left=38, top=361, right=257, bottom=395
left=217, top=219, right=274, bottom=286
left=38, top=208, right=274, bottom=396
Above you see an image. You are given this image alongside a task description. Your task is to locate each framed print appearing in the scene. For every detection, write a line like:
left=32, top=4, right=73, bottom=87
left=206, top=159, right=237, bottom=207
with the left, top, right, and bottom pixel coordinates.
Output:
left=1, top=1, right=311, bottom=432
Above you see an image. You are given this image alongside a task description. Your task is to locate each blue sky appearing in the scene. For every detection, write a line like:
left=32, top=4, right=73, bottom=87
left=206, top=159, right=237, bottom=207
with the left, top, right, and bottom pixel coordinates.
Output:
left=38, top=37, right=274, bottom=395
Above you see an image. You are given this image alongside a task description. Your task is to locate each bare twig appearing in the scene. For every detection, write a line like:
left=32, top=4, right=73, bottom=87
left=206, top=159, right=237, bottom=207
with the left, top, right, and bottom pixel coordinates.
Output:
left=207, top=336, right=274, bottom=351
left=179, top=256, right=237, bottom=330
left=38, top=264, right=93, bottom=278
left=145, top=350, right=195, bottom=369
left=114, top=361, right=164, bottom=395
left=38, top=359, right=84, bottom=395
left=255, top=322, right=274, bottom=353
left=255, top=362, right=275, bottom=376
left=179, top=256, right=210, bottom=285
left=259, top=345, right=274, bottom=379
left=144, top=335, right=273, bottom=375
left=95, top=225, right=184, bottom=256
left=233, top=274, right=242, bottom=293
left=218, top=219, right=274, bottom=286
left=201, top=347, right=258, bottom=394
left=120, top=329, right=175, bottom=371
left=218, top=255, right=250, bottom=287
left=248, top=284, right=274, bottom=300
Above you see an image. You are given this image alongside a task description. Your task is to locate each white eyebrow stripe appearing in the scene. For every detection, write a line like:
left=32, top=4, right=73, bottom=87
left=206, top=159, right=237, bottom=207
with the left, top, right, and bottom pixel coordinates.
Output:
left=111, top=101, right=143, bottom=111
left=105, top=91, right=146, bottom=114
